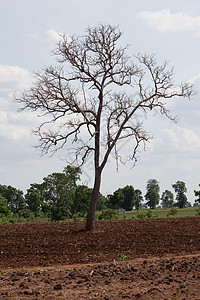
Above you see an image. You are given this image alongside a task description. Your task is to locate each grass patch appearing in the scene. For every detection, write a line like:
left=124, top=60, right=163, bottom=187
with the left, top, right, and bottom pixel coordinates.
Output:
left=118, top=207, right=197, bottom=220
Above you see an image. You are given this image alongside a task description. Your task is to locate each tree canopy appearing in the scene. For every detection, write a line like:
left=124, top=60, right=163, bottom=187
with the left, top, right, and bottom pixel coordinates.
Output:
left=135, top=189, right=143, bottom=210
left=107, top=185, right=136, bottom=211
left=146, top=179, right=160, bottom=193
left=107, top=190, right=125, bottom=210
left=34, top=166, right=81, bottom=221
left=0, top=184, right=25, bottom=213
left=145, top=179, right=160, bottom=209
left=161, top=190, right=174, bottom=208
left=172, top=180, right=187, bottom=208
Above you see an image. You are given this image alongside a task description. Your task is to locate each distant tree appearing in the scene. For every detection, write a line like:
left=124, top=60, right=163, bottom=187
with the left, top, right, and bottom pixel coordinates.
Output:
left=0, top=206, right=11, bottom=217
left=146, top=179, right=160, bottom=193
left=73, top=185, right=92, bottom=216
left=161, top=190, right=174, bottom=208
left=172, top=180, right=187, bottom=208
left=46, top=166, right=81, bottom=221
left=107, top=185, right=135, bottom=211
left=17, top=209, right=35, bottom=221
left=120, top=185, right=135, bottom=211
left=25, top=188, right=42, bottom=214
left=0, top=195, right=11, bottom=217
left=145, top=179, right=160, bottom=209
left=135, top=189, right=143, bottom=210
left=29, top=166, right=81, bottom=221
left=194, top=184, right=200, bottom=204
left=96, top=193, right=107, bottom=211
left=145, top=189, right=160, bottom=209
left=107, top=189, right=125, bottom=210
left=0, top=184, right=25, bottom=213
left=28, top=182, right=49, bottom=214
left=0, top=194, right=7, bottom=207
left=73, top=185, right=107, bottom=215
left=16, top=23, right=194, bottom=230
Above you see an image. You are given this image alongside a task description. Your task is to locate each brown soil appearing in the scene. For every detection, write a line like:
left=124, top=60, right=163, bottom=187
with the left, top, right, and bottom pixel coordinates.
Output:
left=0, top=217, right=200, bottom=299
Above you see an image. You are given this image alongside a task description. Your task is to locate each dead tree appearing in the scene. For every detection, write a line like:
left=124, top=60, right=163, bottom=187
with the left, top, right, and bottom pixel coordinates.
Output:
left=16, top=24, right=194, bottom=230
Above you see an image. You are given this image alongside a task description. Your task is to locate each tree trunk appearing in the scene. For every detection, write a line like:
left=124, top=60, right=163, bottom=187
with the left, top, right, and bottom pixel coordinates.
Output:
left=86, top=168, right=101, bottom=231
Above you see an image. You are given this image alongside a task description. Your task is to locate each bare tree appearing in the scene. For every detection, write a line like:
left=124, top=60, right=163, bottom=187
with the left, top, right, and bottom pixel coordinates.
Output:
left=16, top=24, right=194, bottom=230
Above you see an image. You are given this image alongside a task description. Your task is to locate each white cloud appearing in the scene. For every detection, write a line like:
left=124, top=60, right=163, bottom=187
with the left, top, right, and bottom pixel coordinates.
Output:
left=0, top=106, right=35, bottom=142
left=43, top=28, right=68, bottom=49
left=25, top=28, right=69, bottom=52
left=137, top=9, right=200, bottom=34
left=0, top=65, right=32, bottom=92
left=46, top=29, right=61, bottom=42
left=0, top=92, right=40, bottom=143
left=45, top=29, right=61, bottom=46
left=0, top=123, right=29, bottom=141
left=162, top=126, right=200, bottom=152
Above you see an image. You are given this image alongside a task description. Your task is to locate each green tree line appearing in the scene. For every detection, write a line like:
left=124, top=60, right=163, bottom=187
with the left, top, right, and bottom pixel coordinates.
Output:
left=0, top=167, right=200, bottom=224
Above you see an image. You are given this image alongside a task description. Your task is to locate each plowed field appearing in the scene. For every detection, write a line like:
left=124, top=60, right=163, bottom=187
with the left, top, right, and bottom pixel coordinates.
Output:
left=1, top=217, right=200, bottom=299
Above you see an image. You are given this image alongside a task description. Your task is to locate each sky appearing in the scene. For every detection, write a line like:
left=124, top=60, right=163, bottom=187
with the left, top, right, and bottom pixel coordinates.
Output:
left=0, top=0, right=200, bottom=204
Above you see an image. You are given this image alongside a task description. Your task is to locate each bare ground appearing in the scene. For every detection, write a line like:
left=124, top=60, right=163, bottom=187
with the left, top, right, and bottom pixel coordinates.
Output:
left=0, top=217, right=200, bottom=299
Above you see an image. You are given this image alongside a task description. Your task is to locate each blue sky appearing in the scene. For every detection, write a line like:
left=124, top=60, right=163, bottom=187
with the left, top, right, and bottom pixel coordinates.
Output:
left=0, top=0, right=200, bottom=203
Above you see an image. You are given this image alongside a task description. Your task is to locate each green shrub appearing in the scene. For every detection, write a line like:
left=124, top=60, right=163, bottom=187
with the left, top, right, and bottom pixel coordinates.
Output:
left=17, top=209, right=35, bottom=220
left=137, top=212, right=146, bottom=219
left=166, top=207, right=178, bottom=217
left=51, top=208, right=71, bottom=221
left=0, top=215, right=15, bottom=224
left=146, top=209, right=158, bottom=218
left=137, top=210, right=158, bottom=219
left=98, top=209, right=119, bottom=220
left=0, top=205, right=11, bottom=217
left=72, top=213, right=81, bottom=221
left=195, top=207, right=200, bottom=216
